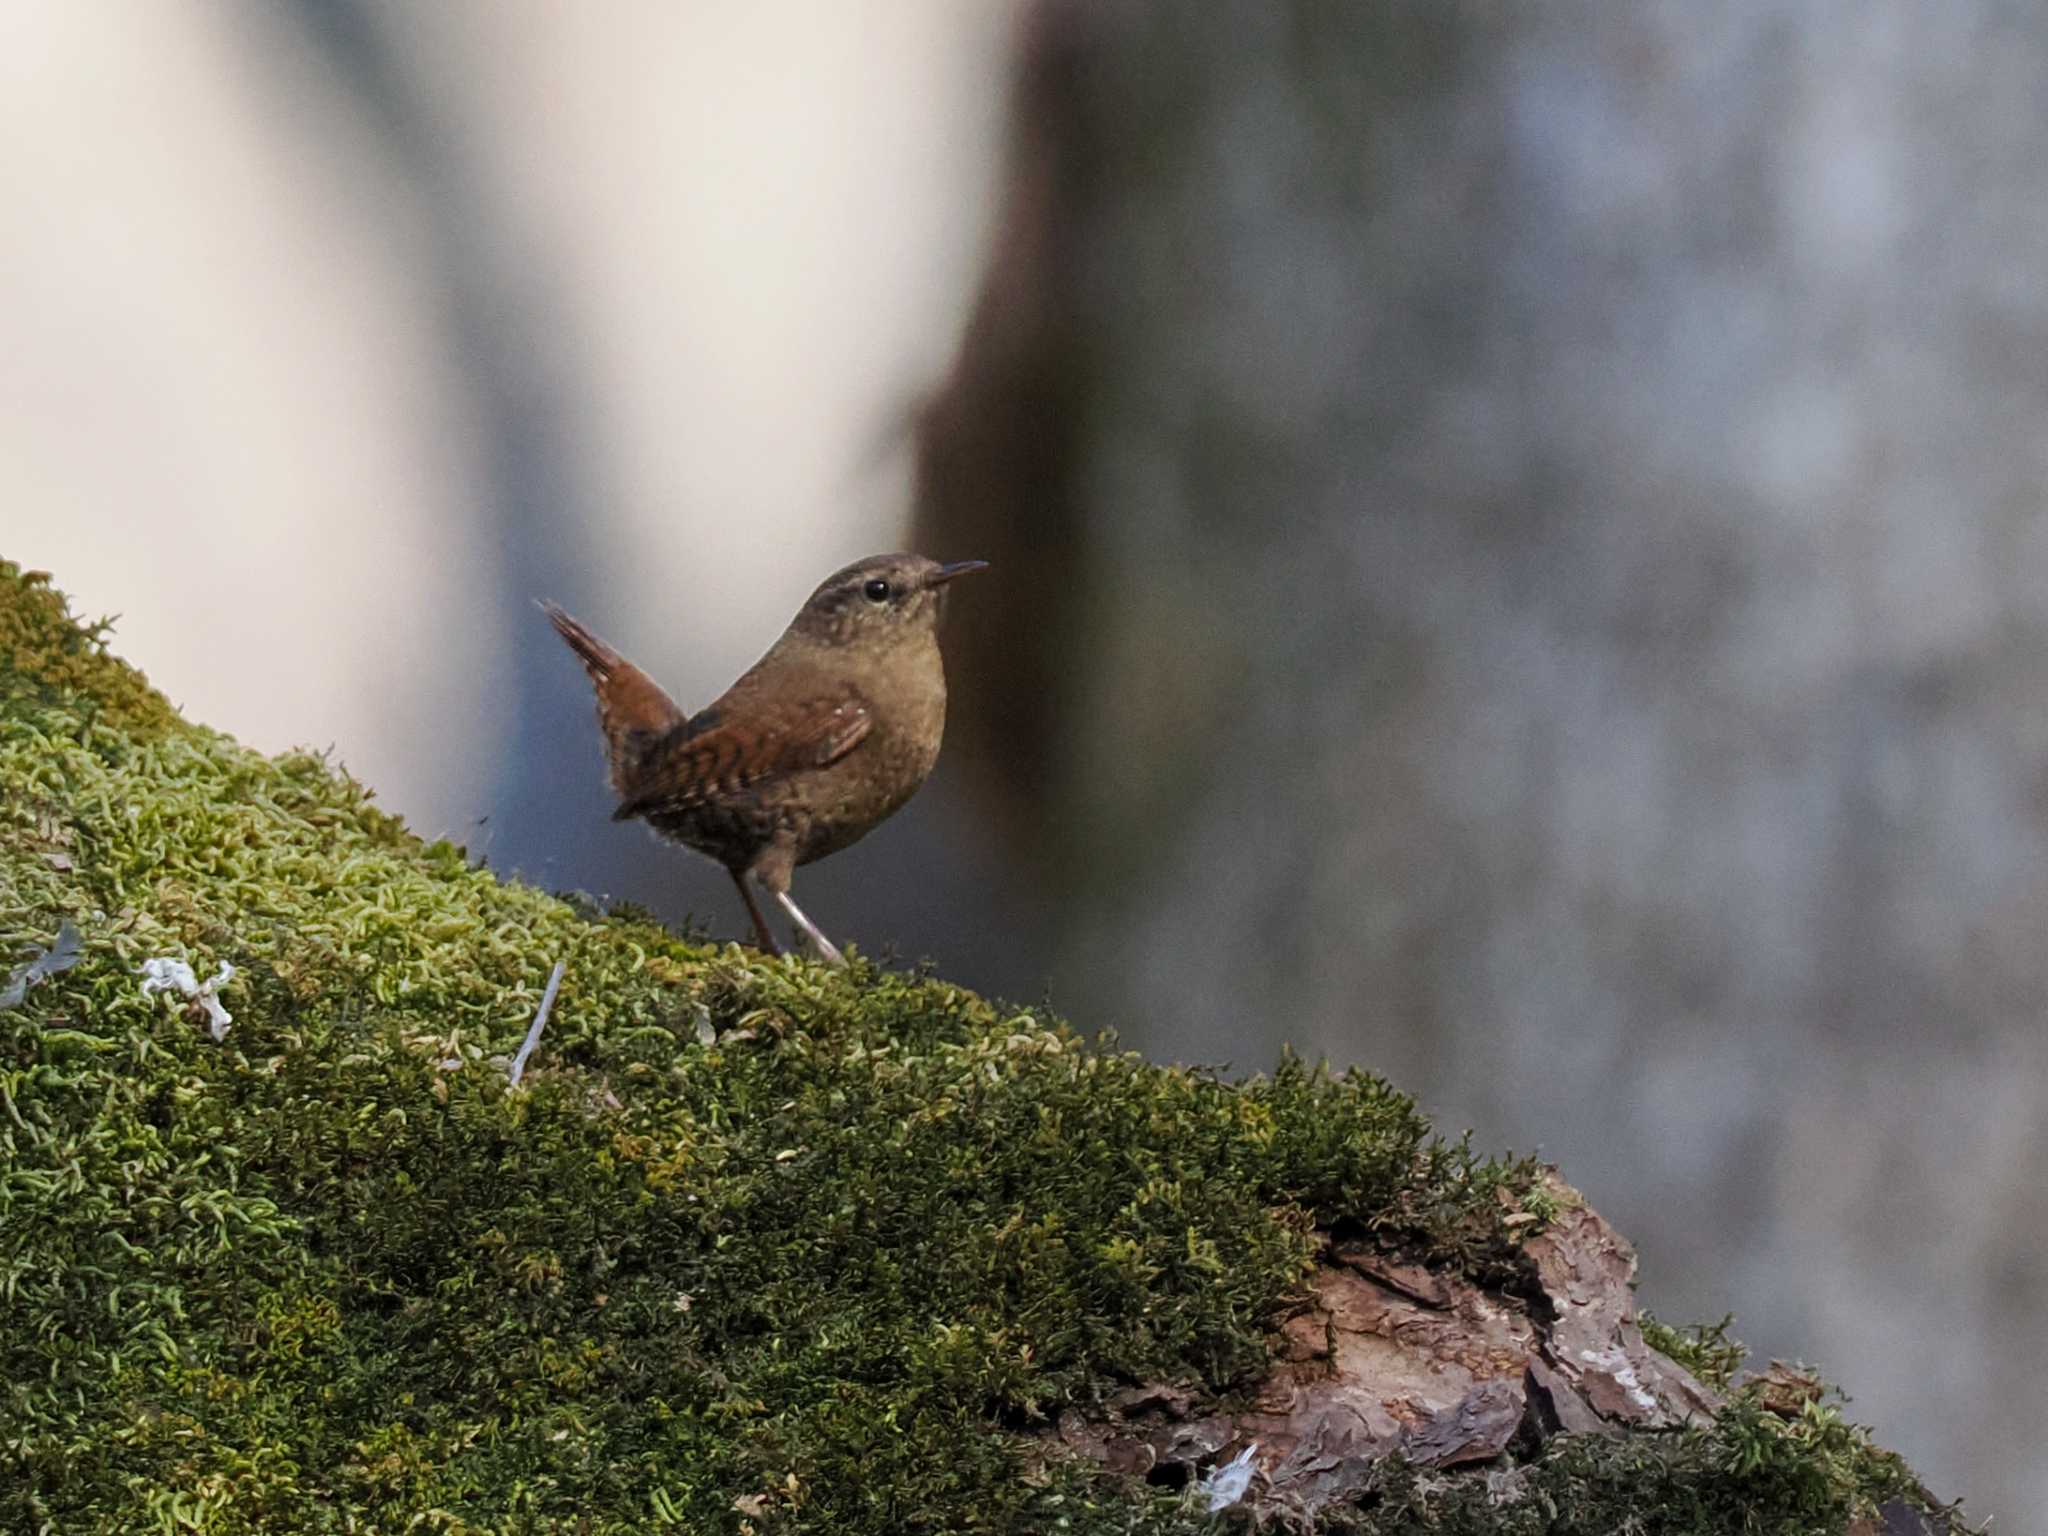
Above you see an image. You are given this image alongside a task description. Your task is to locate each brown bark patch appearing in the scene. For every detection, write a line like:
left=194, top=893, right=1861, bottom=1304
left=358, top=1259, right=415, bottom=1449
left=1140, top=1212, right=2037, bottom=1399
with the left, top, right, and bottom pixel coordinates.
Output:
left=1050, top=1171, right=1718, bottom=1523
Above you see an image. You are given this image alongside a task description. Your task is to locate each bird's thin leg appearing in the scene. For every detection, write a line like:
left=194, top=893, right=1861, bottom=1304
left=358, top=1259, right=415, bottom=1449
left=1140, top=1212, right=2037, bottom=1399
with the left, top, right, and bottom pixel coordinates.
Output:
left=773, top=889, right=846, bottom=967
left=728, top=867, right=782, bottom=955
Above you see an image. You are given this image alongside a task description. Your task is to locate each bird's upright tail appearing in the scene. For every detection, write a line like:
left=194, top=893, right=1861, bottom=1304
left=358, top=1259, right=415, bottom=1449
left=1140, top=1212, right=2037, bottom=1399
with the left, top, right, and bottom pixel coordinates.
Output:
left=539, top=600, right=688, bottom=804
left=541, top=599, right=626, bottom=679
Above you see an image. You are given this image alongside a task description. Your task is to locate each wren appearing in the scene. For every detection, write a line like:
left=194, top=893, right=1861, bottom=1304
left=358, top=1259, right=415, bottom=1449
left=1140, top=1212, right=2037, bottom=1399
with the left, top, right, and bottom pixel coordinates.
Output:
left=542, top=553, right=986, bottom=963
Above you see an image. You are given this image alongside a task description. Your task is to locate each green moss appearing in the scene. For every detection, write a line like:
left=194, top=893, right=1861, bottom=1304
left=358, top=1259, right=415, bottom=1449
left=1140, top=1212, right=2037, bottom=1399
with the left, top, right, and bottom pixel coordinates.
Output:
left=0, top=560, right=181, bottom=739
left=0, top=564, right=1957, bottom=1535
left=1357, top=1387, right=1935, bottom=1536
left=1642, top=1313, right=1748, bottom=1394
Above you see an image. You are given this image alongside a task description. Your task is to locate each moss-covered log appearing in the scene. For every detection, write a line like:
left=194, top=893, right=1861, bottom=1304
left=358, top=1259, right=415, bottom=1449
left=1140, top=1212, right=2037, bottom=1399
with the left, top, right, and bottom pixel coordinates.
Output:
left=0, top=560, right=1963, bottom=1532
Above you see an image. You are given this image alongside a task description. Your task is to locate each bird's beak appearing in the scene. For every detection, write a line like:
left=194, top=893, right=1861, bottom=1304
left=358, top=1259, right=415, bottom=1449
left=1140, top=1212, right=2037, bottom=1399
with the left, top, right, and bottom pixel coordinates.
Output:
left=927, top=559, right=990, bottom=588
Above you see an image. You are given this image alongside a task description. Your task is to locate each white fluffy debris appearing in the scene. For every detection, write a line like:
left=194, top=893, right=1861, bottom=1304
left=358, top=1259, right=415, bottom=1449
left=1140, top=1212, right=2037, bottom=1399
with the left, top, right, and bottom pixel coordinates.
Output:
left=1199, top=1442, right=1259, bottom=1513
left=140, top=956, right=235, bottom=1041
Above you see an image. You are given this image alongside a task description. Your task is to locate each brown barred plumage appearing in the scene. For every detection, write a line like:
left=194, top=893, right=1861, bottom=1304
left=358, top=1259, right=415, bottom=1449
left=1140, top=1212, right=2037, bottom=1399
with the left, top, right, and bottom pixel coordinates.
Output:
left=541, top=554, right=985, bottom=963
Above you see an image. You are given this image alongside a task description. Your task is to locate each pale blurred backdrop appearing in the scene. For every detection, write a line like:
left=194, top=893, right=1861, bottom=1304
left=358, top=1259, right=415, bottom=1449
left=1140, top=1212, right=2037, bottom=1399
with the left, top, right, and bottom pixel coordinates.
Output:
left=3, top=3, right=2043, bottom=1527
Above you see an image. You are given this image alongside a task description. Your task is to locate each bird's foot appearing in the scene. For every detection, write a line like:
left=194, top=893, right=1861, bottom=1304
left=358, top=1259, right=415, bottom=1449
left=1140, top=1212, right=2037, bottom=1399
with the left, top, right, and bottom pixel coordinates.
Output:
left=773, top=890, right=847, bottom=967
left=729, top=868, right=784, bottom=956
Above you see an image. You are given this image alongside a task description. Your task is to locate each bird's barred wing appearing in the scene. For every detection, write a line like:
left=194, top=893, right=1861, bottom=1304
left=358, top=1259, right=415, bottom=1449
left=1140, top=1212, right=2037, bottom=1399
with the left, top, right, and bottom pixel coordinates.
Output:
left=611, top=693, right=872, bottom=822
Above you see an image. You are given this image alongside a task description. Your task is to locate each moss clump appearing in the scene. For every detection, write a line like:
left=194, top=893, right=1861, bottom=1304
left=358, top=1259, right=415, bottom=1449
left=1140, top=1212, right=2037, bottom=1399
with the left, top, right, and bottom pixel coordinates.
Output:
left=0, top=560, right=1956, bottom=1534
left=1359, top=1387, right=1931, bottom=1536
left=0, top=563, right=181, bottom=739
left=1642, top=1313, right=1749, bottom=1394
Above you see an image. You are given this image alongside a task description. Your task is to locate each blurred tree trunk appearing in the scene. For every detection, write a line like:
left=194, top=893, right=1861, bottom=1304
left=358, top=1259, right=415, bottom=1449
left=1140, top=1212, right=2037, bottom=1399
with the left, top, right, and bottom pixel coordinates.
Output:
left=917, top=4, right=2048, bottom=1524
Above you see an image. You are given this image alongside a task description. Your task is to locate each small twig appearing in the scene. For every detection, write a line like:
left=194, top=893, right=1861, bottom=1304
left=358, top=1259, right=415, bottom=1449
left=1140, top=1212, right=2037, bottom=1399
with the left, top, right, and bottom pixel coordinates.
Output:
left=508, top=960, right=566, bottom=1088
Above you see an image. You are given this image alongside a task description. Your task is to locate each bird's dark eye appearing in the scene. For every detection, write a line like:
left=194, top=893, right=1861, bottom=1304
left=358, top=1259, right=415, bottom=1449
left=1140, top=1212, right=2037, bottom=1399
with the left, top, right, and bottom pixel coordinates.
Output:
left=862, top=578, right=892, bottom=604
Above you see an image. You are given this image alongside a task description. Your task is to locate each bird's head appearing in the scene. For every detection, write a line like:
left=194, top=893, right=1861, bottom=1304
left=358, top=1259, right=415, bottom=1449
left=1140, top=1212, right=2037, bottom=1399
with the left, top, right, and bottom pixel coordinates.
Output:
left=792, top=553, right=987, bottom=647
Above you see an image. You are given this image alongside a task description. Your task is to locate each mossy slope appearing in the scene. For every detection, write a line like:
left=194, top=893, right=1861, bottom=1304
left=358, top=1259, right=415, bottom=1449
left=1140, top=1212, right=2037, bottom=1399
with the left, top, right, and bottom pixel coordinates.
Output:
left=0, top=561, right=1952, bottom=1534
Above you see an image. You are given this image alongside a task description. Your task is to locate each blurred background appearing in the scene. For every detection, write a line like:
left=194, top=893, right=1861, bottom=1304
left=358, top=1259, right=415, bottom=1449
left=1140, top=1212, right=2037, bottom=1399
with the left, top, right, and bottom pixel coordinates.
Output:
left=3, top=2, right=2042, bottom=1524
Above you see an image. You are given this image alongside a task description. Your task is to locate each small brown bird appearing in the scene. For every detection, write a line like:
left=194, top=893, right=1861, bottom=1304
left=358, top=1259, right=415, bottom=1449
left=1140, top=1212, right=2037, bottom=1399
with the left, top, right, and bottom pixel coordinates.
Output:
left=542, top=553, right=986, bottom=963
